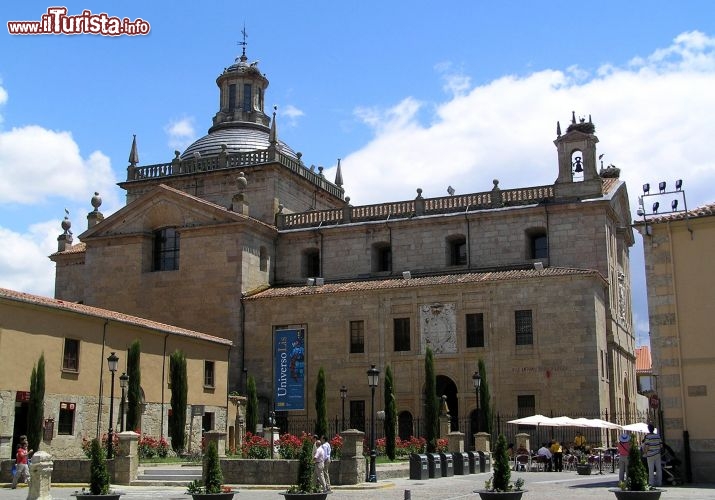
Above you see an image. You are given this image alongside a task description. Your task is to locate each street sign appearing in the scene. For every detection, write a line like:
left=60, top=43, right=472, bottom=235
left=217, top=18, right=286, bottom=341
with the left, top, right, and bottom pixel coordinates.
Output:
left=649, top=394, right=660, bottom=409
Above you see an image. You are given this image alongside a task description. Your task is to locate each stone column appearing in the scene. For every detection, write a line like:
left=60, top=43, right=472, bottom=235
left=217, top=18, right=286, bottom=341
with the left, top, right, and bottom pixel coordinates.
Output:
left=475, top=432, right=491, bottom=452
left=114, top=431, right=139, bottom=485
left=447, top=431, right=464, bottom=452
left=27, top=450, right=52, bottom=500
left=203, top=431, right=226, bottom=457
left=337, top=429, right=366, bottom=485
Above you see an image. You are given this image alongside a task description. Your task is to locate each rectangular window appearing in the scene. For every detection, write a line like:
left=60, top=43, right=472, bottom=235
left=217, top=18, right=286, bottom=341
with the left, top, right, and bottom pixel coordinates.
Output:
left=515, top=309, right=533, bottom=345
left=204, top=360, right=215, bottom=388
left=450, top=238, right=467, bottom=266
left=153, top=228, right=180, bottom=271
left=228, top=84, right=236, bottom=111
left=58, top=402, right=76, bottom=435
left=517, top=395, right=536, bottom=418
left=466, top=313, right=484, bottom=348
left=349, top=400, right=365, bottom=432
left=202, top=412, right=215, bottom=432
left=531, top=235, right=548, bottom=259
left=243, top=83, right=252, bottom=111
left=393, top=318, right=411, bottom=352
left=63, top=338, right=79, bottom=372
left=350, top=320, right=365, bottom=353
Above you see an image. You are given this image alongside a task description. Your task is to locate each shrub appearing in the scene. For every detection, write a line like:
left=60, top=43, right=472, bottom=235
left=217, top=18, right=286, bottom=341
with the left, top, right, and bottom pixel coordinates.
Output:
left=289, top=435, right=318, bottom=493
left=278, top=432, right=304, bottom=459
left=329, top=434, right=343, bottom=459
left=82, top=434, right=119, bottom=458
left=138, top=434, right=170, bottom=459
left=241, top=432, right=270, bottom=459
left=203, top=441, right=223, bottom=494
left=624, top=435, right=649, bottom=491
left=89, top=438, right=110, bottom=495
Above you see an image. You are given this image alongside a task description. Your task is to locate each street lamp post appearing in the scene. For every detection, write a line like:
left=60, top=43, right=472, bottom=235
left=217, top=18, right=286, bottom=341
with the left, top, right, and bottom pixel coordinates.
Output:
left=472, top=370, right=482, bottom=434
left=119, top=372, right=129, bottom=433
left=367, top=365, right=380, bottom=483
left=340, top=385, right=347, bottom=431
left=106, top=352, right=119, bottom=459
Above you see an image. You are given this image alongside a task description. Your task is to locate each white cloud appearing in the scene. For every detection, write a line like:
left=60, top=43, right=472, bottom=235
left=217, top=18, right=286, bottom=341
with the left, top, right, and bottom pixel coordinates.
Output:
left=164, top=117, right=196, bottom=151
left=0, top=125, right=118, bottom=206
left=0, top=221, right=57, bottom=297
left=333, top=32, right=715, bottom=215
left=281, top=104, right=305, bottom=127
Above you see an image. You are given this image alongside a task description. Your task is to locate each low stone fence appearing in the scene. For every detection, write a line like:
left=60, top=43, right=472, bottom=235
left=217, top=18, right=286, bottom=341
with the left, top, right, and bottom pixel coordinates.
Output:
left=1, top=458, right=97, bottom=483
left=221, top=458, right=348, bottom=485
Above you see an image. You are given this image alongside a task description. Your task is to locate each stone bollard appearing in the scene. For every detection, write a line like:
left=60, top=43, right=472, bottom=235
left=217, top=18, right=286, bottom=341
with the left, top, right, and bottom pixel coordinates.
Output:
left=475, top=432, right=491, bottom=452
left=115, top=431, right=140, bottom=485
left=27, top=450, right=52, bottom=500
left=338, top=429, right=366, bottom=485
left=447, top=431, right=465, bottom=452
left=262, top=427, right=279, bottom=459
left=203, top=431, right=227, bottom=457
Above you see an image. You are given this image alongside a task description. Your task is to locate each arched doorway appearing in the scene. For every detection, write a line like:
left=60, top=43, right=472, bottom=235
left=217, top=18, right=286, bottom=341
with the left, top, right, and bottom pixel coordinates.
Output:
left=436, top=375, right=459, bottom=431
left=398, top=411, right=413, bottom=441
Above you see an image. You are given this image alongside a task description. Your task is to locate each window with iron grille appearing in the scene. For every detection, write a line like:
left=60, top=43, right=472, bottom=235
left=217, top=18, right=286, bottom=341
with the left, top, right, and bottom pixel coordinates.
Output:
left=517, top=395, right=536, bottom=417
left=58, top=402, right=75, bottom=435
left=466, top=313, right=484, bottom=348
left=515, top=309, right=533, bottom=345
left=62, top=338, right=79, bottom=372
left=393, top=317, right=411, bottom=352
left=153, top=228, right=179, bottom=271
left=350, top=320, right=364, bottom=353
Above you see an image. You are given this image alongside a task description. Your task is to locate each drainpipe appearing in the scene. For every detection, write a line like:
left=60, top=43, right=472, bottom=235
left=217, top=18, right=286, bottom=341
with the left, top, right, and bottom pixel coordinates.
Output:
left=385, top=214, right=392, bottom=273
left=96, top=320, right=109, bottom=437
left=464, top=205, right=471, bottom=268
left=240, top=295, right=246, bottom=392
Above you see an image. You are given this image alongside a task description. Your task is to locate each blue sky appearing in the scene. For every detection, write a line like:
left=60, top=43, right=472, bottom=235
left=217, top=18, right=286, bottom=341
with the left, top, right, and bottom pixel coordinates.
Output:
left=2, top=1, right=715, bottom=348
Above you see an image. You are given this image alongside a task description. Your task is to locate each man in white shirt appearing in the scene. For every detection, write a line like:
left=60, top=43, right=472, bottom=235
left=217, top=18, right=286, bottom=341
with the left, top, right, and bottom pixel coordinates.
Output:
left=537, top=443, right=553, bottom=472
left=313, top=437, right=327, bottom=492
left=321, top=435, right=332, bottom=491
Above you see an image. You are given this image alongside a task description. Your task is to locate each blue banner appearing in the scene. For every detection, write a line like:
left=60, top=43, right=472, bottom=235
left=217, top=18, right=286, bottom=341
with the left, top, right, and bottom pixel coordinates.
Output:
left=274, top=328, right=305, bottom=411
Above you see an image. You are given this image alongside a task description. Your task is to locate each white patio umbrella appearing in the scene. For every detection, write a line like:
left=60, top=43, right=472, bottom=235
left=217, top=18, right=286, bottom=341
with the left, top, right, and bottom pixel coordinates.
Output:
left=622, top=422, right=656, bottom=434
left=587, top=418, right=623, bottom=430
left=507, top=414, right=558, bottom=426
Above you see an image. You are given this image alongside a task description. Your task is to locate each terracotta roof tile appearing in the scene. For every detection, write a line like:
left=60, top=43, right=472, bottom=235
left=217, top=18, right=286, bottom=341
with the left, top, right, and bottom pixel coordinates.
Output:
left=0, top=287, right=232, bottom=346
left=50, top=241, right=86, bottom=256
left=245, top=267, right=604, bottom=299
left=635, top=346, right=652, bottom=373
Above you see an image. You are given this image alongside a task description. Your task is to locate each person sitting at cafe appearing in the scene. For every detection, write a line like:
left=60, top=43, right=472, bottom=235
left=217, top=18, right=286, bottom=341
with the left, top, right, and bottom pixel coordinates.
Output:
left=550, top=439, right=563, bottom=472
left=574, top=432, right=587, bottom=452
left=537, top=442, right=553, bottom=471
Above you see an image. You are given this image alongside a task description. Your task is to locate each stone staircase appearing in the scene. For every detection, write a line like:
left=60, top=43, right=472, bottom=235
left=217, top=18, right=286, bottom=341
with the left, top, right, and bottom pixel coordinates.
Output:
left=132, top=465, right=202, bottom=486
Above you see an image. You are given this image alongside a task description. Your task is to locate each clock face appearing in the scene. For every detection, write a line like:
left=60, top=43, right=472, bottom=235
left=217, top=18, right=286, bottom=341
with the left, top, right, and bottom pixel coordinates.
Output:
left=421, top=303, right=457, bottom=354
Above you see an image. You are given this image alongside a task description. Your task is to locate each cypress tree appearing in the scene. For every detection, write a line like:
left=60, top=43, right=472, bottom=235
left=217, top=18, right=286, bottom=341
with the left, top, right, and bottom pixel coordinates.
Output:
left=203, top=440, right=224, bottom=493
left=169, top=349, right=187, bottom=454
left=492, top=433, right=511, bottom=492
left=314, top=367, right=327, bottom=438
left=246, top=376, right=258, bottom=434
left=89, top=437, right=110, bottom=494
left=424, top=347, right=439, bottom=453
left=478, top=358, right=493, bottom=435
left=126, top=340, right=142, bottom=432
left=384, top=365, right=397, bottom=460
left=28, top=353, right=45, bottom=452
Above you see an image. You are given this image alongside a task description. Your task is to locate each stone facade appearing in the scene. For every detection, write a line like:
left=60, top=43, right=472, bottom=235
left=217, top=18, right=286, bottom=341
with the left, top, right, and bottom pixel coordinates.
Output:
left=635, top=202, right=715, bottom=482
left=0, top=288, right=230, bottom=459
left=44, top=50, right=638, bottom=451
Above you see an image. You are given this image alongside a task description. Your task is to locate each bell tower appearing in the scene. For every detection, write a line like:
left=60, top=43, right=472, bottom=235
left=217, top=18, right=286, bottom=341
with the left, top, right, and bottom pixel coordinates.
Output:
left=554, top=112, right=603, bottom=199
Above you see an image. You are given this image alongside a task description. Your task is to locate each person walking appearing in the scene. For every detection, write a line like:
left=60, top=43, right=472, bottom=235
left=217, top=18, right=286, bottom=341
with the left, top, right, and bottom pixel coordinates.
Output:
left=321, top=435, right=332, bottom=491
left=643, top=424, right=663, bottom=487
left=11, top=437, right=32, bottom=489
left=313, top=437, right=327, bottom=493
left=617, top=431, right=631, bottom=483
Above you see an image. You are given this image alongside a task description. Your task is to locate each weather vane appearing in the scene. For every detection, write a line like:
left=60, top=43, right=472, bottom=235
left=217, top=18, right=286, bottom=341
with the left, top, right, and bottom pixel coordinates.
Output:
left=238, top=24, right=248, bottom=56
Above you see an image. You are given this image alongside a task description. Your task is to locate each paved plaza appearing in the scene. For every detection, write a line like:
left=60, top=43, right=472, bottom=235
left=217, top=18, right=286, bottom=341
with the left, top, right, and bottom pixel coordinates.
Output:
left=3, top=470, right=714, bottom=500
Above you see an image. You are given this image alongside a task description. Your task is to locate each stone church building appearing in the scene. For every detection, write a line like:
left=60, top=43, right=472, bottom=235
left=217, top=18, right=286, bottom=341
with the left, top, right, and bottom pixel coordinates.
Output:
left=51, top=47, right=638, bottom=441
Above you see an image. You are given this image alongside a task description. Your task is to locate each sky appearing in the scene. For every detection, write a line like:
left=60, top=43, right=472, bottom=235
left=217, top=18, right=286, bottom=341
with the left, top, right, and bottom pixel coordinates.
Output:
left=2, top=1, right=715, bottom=348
